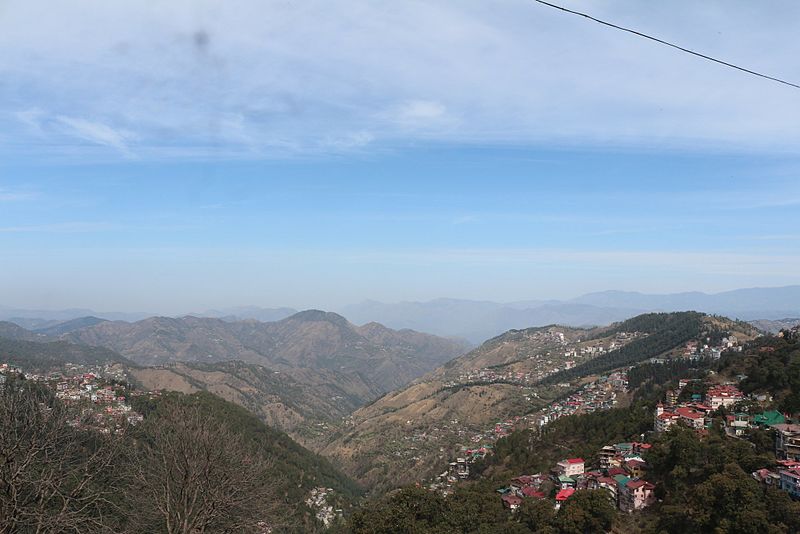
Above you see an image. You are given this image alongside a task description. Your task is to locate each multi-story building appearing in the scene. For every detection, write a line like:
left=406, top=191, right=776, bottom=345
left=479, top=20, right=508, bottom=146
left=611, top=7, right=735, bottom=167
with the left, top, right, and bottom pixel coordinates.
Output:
left=779, top=468, right=800, bottom=498
left=774, top=424, right=800, bottom=461
left=706, top=385, right=743, bottom=410
left=556, top=458, right=585, bottom=477
left=618, top=479, right=656, bottom=512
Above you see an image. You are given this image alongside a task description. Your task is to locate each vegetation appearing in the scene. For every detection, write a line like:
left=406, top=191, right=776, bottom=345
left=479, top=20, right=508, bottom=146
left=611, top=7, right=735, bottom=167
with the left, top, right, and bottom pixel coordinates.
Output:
left=339, top=485, right=615, bottom=534
left=717, top=330, right=800, bottom=413
left=0, top=382, right=361, bottom=533
left=0, top=380, right=123, bottom=533
left=540, top=312, right=705, bottom=385
left=473, top=402, right=653, bottom=478
left=645, top=426, right=800, bottom=534
left=0, top=337, right=134, bottom=371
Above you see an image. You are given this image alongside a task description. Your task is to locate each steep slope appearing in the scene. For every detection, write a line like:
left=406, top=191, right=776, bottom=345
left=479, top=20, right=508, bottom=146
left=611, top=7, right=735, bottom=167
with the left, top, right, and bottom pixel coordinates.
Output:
left=64, top=311, right=468, bottom=394
left=131, top=361, right=379, bottom=448
left=321, top=312, right=757, bottom=492
left=133, top=391, right=364, bottom=509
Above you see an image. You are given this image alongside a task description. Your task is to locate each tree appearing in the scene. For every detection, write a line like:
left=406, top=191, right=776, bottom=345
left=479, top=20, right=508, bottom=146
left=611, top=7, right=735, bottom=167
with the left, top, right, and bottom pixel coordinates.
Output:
left=0, top=381, right=123, bottom=534
left=126, top=400, right=279, bottom=534
left=517, top=498, right=555, bottom=532
left=554, top=490, right=615, bottom=534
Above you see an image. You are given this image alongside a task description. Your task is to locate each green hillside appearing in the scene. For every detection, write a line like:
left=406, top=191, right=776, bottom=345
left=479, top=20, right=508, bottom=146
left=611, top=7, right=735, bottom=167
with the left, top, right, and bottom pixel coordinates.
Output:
left=0, top=336, right=135, bottom=370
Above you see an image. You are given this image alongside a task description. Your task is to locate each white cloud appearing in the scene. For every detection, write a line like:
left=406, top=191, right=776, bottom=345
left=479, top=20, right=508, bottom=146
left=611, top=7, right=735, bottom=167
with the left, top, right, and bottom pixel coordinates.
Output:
left=55, top=116, right=135, bottom=155
left=385, top=100, right=450, bottom=129
left=1, top=0, right=800, bottom=159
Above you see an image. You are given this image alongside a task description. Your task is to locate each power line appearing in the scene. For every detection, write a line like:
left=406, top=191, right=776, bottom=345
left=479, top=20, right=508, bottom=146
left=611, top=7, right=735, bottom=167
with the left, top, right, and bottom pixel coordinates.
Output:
left=532, top=0, right=800, bottom=90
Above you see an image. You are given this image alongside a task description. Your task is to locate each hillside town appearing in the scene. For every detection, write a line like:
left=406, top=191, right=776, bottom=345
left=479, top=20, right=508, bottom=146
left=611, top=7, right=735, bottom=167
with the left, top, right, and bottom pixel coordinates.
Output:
left=431, top=368, right=631, bottom=494
left=496, top=441, right=656, bottom=514
left=1, top=361, right=145, bottom=432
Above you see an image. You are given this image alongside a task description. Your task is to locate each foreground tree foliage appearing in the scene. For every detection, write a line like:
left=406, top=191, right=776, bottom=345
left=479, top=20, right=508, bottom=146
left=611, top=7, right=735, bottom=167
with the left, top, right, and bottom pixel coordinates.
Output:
left=0, top=383, right=355, bottom=533
left=0, top=380, right=124, bottom=534
left=125, top=401, right=279, bottom=533
left=644, top=427, right=800, bottom=534
left=342, top=486, right=614, bottom=534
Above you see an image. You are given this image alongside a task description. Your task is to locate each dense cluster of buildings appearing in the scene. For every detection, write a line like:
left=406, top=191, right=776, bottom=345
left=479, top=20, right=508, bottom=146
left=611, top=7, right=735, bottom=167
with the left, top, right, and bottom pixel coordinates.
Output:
left=497, top=441, right=656, bottom=513
left=655, top=374, right=800, bottom=503
left=532, top=370, right=628, bottom=428
left=1, top=360, right=146, bottom=433
left=654, top=380, right=745, bottom=433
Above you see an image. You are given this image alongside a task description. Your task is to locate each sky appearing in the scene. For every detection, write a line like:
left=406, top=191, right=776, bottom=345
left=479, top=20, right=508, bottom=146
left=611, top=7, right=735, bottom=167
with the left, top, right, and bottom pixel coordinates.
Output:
left=1, top=0, right=800, bottom=313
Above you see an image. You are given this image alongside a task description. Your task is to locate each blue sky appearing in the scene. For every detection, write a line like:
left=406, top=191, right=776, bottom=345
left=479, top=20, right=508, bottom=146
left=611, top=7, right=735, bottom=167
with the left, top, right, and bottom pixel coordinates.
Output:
left=2, top=1, right=800, bottom=312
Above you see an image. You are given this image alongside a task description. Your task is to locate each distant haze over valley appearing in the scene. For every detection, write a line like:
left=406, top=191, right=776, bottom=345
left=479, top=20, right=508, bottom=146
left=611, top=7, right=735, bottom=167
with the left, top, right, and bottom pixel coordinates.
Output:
left=4, top=285, right=799, bottom=344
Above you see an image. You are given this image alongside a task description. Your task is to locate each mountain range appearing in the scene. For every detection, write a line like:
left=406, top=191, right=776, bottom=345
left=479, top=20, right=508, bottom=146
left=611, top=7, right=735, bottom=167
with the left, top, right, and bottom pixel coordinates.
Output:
left=7, top=285, right=797, bottom=344
left=321, top=313, right=759, bottom=491
left=60, top=310, right=469, bottom=393
left=340, top=286, right=800, bottom=342
left=0, top=311, right=468, bottom=447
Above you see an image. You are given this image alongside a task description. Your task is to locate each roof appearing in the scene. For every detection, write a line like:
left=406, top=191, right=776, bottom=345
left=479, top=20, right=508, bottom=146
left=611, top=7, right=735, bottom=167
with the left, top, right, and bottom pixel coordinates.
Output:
left=521, top=487, right=545, bottom=498
left=614, top=475, right=631, bottom=486
left=607, top=467, right=627, bottom=477
left=626, top=479, right=655, bottom=490
left=555, top=488, right=575, bottom=501
left=558, top=475, right=576, bottom=483
left=566, top=458, right=584, bottom=464
left=771, top=424, right=800, bottom=433
left=502, top=494, right=522, bottom=505
left=676, top=407, right=704, bottom=420
left=754, top=411, right=786, bottom=426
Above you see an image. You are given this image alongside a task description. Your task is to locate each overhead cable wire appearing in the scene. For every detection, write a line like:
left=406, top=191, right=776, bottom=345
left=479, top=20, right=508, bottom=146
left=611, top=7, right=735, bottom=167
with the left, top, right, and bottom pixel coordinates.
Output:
left=532, top=0, right=800, bottom=90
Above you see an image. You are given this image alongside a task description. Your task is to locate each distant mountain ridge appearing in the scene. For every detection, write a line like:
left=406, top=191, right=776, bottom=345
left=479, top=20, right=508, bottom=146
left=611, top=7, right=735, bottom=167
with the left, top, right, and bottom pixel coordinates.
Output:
left=62, top=310, right=469, bottom=395
left=5, top=284, right=800, bottom=344
left=340, top=285, right=800, bottom=342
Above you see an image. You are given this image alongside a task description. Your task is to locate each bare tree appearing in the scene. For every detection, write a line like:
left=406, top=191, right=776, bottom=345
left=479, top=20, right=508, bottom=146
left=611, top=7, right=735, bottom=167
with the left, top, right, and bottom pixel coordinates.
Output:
left=126, top=401, right=281, bottom=534
left=0, top=381, right=124, bottom=534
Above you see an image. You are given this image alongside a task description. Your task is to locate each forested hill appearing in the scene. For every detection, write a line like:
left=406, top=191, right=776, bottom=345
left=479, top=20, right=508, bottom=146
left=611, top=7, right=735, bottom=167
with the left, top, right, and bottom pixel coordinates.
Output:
left=334, top=330, right=800, bottom=534
left=539, top=312, right=751, bottom=385
left=0, top=335, right=135, bottom=370
left=133, top=391, right=363, bottom=502
left=1, top=379, right=362, bottom=533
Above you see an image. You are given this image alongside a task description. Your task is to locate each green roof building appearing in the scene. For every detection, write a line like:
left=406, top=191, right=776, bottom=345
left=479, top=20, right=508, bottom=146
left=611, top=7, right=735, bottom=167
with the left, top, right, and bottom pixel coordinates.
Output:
left=754, top=410, right=785, bottom=427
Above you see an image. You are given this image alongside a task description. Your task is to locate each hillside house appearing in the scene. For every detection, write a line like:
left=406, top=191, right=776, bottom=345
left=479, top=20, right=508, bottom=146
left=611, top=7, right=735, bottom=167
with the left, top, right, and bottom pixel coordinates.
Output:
left=779, top=467, right=800, bottom=499
left=773, top=424, right=800, bottom=461
left=598, top=445, right=616, bottom=469
left=754, top=410, right=785, bottom=427
left=725, top=413, right=751, bottom=436
left=619, top=479, right=656, bottom=512
left=675, top=406, right=706, bottom=430
left=554, top=488, right=575, bottom=509
left=706, top=385, right=743, bottom=409
left=556, top=458, right=585, bottom=477
left=501, top=494, right=522, bottom=511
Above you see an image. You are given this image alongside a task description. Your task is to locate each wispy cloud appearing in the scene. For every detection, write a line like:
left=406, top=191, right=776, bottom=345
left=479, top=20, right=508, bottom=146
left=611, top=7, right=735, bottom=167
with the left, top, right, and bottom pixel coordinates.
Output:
left=55, top=116, right=135, bottom=156
left=3, top=1, right=799, bottom=160
left=0, top=187, right=37, bottom=202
